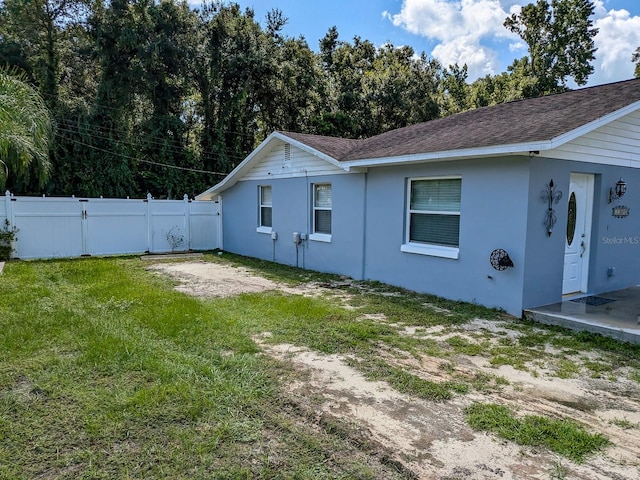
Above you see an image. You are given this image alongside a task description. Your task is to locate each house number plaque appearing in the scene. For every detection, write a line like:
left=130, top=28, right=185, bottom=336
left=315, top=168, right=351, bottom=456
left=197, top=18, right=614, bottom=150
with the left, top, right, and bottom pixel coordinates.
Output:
left=612, top=205, right=630, bottom=218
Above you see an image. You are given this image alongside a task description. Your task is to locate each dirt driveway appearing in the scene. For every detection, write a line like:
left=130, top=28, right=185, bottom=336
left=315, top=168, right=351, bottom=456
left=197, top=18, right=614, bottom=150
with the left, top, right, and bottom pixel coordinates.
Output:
left=150, top=260, right=640, bottom=480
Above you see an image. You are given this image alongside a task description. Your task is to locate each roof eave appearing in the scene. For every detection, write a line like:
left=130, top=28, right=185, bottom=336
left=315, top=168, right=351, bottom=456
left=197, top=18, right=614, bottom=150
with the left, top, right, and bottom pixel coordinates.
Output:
left=340, top=141, right=553, bottom=168
left=341, top=99, right=640, bottom=168
left=196, top=132, right=348, bottom=200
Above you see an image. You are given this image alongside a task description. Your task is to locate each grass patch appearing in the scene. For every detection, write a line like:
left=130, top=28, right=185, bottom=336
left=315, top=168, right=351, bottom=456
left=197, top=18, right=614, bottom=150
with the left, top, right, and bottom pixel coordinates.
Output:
left=2, top=254, right=637, bottom=477
left=609, top=417, right=637, bottom=430
left=0, top=258, right=408, bottom=479
left=465, top=403, right=609, bottom=463
left=446, top=335, right=486, bottom=356
left=350, top=358, right=468, bottom=401
left=555, top=359, right=582, bottom=379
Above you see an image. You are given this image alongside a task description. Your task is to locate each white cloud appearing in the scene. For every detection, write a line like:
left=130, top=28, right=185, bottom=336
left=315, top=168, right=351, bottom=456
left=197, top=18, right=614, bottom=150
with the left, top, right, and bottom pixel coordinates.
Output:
left=388, top=0, right=524, bottom=80
left=390, top=0, right=511, bottom=42
left=433, top=36, right=499, bottom=77
left=590, top=7, right=640, bottom=85
left=388, top=0, right=640, bottom=85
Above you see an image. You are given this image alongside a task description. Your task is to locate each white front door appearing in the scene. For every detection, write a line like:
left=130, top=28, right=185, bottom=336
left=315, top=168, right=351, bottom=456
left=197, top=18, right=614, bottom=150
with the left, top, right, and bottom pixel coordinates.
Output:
left=562, top=174, right=594, bottom=295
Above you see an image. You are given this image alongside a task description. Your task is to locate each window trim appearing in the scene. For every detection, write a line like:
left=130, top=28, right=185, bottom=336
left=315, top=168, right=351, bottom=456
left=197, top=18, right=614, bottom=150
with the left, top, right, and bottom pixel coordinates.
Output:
left=402, top=176, right=461, bottom=259
left=312, top=183, right=332, bottom=240
left=257, top=185, right=272, bottom=234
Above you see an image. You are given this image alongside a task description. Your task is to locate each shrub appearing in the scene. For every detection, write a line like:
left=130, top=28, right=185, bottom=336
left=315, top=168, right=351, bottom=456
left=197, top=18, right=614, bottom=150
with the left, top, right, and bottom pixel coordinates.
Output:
left=0, top=219, right=17, bottom=260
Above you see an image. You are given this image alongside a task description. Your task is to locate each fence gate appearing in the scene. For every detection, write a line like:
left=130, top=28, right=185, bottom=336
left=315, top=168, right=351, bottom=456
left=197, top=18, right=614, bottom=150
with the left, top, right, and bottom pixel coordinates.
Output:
left=2, top=192, right=220, bottom=260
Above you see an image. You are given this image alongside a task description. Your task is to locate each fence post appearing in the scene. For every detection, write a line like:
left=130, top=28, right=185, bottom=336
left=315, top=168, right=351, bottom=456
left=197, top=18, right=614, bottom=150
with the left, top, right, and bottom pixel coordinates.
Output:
left=4, top=190, right=14, bottom=227
left=183, top=194, right=191, bottom=251
left=146, top=193, right=152, bottom=253
left=4, top=191, right=9, bottom=224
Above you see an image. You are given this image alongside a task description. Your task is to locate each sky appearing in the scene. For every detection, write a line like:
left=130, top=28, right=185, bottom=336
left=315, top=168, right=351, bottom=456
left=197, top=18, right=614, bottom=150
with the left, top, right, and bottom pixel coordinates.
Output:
left=227, top=0, right=640, bottom=87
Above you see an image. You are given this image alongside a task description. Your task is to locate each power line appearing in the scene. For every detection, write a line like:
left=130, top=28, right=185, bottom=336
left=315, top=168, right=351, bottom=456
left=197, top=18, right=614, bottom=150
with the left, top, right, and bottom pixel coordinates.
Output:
left=55, top=117, right=253, bottom=164
left=55, top=124, right=237, bottom=166
left=47, top=92, right=267, bottom=141
left=54, top=131, right=229, bottom=176
left=55, top=119, right=240, bottom=162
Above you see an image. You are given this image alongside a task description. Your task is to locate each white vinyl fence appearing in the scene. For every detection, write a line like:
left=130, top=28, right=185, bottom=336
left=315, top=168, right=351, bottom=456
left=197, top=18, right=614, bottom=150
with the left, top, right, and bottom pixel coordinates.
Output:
left=1, top=191, right=220, bottom=260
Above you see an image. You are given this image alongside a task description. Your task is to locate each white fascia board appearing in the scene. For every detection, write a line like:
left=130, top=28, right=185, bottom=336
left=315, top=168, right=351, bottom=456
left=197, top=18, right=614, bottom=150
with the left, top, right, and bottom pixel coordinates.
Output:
left=195, top=132, right=346, bottom=200
left=340, top=142, right=549, bottom=168
left=340, top=101, right=640, bottom=169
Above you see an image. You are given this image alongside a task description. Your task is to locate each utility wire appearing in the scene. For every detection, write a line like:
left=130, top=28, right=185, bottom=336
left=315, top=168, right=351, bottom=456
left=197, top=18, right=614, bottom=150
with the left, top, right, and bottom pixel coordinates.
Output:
left=55, top=118, right=253, bottom=164
left=55, top=120, right=248, bottom=164
left=55, top=124, right=242, bottom=166
left=55, top=131, right=228, bottom=176
left=47, top=93, right=267, bottom=141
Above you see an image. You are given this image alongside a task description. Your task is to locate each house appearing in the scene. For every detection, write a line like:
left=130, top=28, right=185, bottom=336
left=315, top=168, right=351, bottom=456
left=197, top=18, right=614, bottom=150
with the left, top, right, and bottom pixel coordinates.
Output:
left=197, top=79, right=640, bottom=317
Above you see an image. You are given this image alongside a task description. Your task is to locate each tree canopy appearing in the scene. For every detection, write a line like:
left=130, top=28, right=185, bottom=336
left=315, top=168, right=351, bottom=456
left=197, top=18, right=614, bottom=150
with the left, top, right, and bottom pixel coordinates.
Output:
left=504, top=0, right=598, bottom=96
left=0, top=0, right=612, bottom=197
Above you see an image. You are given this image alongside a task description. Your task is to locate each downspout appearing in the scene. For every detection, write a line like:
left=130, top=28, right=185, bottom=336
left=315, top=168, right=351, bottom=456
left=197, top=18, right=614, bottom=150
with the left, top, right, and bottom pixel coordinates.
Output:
left=217, top=194, right=224, bottom=251
left=361, top=171, right=368, bottom=281
left=304, top=169, right=309, bottom=269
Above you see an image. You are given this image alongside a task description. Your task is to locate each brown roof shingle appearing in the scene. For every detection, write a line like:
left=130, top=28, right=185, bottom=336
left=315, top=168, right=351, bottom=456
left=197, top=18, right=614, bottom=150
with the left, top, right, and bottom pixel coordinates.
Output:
left=280, top=78, right=640, bottom=162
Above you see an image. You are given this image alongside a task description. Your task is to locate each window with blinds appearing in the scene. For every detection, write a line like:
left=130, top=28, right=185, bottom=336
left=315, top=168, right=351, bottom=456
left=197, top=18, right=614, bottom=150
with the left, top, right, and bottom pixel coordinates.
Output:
left=407, top=178, right=461, bottom=247
left=260, top=185, right=272, bottom=228
left=313, top=184, right=332, bottom=235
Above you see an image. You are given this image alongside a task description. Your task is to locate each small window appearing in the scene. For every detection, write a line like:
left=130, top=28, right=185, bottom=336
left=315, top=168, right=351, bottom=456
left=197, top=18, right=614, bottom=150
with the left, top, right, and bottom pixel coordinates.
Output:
left=259, top=185, right=272, bottom=228
left=402, top=177, right=461, bottom=258
left=313, top=184, right=332, bottom=235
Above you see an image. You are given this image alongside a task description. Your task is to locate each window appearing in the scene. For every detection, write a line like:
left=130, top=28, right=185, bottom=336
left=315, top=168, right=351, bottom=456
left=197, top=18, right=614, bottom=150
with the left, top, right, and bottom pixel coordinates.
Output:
left=402, top=177, right=461, bottom=258
left=257, top=185, right=272, bottom=233
left=311, top=183, right=331, bottom=241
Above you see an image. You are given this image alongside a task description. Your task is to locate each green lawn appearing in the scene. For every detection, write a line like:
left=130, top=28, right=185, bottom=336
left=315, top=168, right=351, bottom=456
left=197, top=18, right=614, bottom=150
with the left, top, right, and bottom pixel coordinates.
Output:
left=0, top=255, right=632, bottom=478
left=0, top=256, right=418, bottom=479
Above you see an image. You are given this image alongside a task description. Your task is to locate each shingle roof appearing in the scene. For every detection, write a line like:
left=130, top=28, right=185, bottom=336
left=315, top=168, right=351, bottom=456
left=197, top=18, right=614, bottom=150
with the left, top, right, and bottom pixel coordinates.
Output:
left=275, top=131, right=360, bottom=160
left=280, top=78, right=640, bottom=162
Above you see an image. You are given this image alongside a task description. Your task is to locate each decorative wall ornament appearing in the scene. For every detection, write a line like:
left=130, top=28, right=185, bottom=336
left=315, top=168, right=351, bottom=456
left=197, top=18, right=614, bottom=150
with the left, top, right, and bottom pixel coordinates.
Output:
left=490, top=249, right=514, bottom=271
left=541, top=179, right=563, bottom=237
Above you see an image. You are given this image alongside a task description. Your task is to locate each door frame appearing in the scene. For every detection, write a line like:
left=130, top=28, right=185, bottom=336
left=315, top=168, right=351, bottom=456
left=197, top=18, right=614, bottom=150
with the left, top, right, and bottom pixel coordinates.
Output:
left=562, top=173, right=594, bottom=295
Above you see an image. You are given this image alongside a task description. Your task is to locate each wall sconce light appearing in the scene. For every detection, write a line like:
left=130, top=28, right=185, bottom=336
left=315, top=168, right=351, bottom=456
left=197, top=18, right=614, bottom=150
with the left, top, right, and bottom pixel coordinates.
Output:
left=608, top=178, right=626, bottom=203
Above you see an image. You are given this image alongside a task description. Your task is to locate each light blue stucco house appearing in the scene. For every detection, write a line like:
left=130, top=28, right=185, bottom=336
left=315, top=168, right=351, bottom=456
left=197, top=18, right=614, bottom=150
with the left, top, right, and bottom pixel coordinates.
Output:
left=197, top=79, right=640, bottom=316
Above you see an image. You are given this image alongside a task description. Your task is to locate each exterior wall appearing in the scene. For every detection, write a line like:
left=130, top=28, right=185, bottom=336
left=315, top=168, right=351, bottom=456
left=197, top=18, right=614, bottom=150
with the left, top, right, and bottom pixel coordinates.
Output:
left=362, top=157, right=531, bottom=316
left=522, top=157, right=640, bottom=309
left=220, top=173, right=366, bottom=279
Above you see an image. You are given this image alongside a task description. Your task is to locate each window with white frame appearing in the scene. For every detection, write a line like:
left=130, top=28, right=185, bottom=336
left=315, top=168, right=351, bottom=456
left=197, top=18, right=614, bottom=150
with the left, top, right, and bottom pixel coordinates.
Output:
left=403, top=177, right=461, bottom=257
left=259, top=185, right=272, bottom=229
left=313, top=183, right=332, bottom=235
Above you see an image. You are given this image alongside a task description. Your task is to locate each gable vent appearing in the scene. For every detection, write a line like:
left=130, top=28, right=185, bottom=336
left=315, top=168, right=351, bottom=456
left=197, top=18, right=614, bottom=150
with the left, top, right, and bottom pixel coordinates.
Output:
left=284, top=144, right=291, bottom=162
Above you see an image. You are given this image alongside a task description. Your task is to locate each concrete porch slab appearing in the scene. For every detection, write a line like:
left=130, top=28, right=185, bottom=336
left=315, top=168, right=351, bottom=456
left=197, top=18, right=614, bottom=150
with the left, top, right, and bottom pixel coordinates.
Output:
left=523, top=287, right=640, bottom=345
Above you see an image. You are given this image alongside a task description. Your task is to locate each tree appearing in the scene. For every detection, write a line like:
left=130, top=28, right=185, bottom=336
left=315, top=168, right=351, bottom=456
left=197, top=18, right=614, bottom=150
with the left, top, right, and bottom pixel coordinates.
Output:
left=0, top=0, right=91, bottom=109
left=633, top=47, right=640, bottom=78
left=504, top=0, right=598, bottom=96
left=314, top=30, right=445, bottom=138
left=440, top=64, right=470, bottom=115
left=0, top=68, right=53, bottom=189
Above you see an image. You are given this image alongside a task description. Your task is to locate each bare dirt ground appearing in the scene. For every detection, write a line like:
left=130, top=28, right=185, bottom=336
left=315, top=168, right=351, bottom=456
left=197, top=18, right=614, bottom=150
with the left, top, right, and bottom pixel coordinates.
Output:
left=150, top=260, right=640, bottom=480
